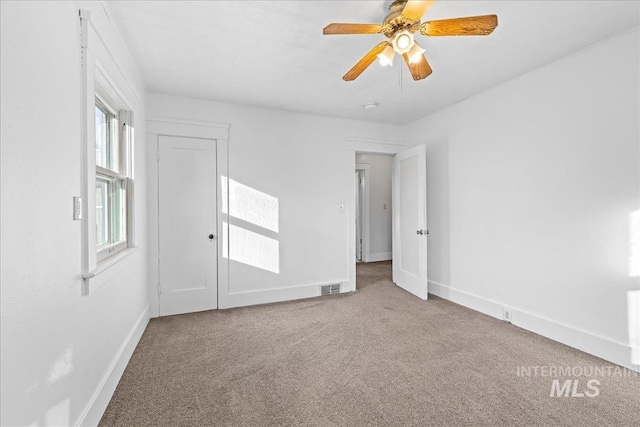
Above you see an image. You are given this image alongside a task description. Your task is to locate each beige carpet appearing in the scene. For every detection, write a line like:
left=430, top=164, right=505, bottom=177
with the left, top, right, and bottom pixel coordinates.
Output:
left=100, top=262, right=640, bottom=426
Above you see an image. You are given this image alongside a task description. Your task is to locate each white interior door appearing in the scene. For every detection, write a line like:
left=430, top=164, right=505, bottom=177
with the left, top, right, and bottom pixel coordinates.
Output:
left=159, top=135, right=217, bottom=316
left=392, top=144, right=428, bottom=299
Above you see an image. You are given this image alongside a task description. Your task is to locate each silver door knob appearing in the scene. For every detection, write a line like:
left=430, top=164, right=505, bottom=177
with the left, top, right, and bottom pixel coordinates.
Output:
left=416, top=230, right=423, bottom=235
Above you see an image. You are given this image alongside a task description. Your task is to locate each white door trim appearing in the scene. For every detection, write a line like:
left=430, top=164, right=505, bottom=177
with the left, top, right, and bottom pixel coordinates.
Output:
left=345, top=138, right=406, bottom=292
left=355, top=168, right=371, bottom=262
left=148, top=116, right=230, bottom=128
left=147, top=116, right=229, bottom=139
left=147, top=117, right=230, bottom=318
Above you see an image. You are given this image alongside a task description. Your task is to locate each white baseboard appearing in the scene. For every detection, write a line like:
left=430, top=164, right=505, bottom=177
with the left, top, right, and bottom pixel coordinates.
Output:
left=222, top=281, right=348, bottom=309
left=366, top=252, right=392, bottom=262
left=76, top=303, right=150, bottom=427
left=428, top=280, right=639, bottom=373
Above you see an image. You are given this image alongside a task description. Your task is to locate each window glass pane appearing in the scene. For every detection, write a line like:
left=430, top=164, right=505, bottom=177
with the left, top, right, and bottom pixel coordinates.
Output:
left=95, top=95, right=130, bottom=256
left=95, top=106, right=108, bottom=169
left=111, top=117, right=120, bottom=173
left=129, top=125, right=135, bottom=179
left=111, top=179, right=126, bottom=244
left=96, top=178, right=109, bottom=246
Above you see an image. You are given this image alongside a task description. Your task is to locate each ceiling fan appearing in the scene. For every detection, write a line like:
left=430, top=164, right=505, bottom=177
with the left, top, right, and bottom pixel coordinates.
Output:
left=323, top=0, right=498, bottom=81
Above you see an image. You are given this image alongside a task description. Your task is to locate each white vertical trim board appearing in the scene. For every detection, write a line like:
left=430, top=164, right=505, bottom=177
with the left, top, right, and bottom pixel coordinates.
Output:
left=345, top=150, right=357, bottom=292
left=216, top=135, right=230, bottom=310
left=75, top=303, right=150, bottom=427
left=147, top=132, right=160, bottom=318
left=428, top=281, right=640, bottom=373
left=363, top=169, right=371, bottom=262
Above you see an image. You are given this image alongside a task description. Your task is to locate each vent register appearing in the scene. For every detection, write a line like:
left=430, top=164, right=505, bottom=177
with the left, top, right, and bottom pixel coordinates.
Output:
left=321, top=283, right=341, bottom=296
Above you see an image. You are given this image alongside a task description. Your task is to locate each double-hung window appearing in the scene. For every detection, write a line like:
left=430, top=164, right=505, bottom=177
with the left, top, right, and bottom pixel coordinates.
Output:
left=94, top=91, right=132, bottom=262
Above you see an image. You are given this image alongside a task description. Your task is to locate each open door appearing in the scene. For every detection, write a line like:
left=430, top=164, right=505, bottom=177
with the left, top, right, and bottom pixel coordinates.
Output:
left=392, top=144, right=428, bottom=299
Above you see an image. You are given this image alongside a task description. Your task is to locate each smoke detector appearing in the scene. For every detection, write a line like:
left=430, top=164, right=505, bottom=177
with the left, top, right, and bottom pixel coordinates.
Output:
left=364, top=102, right=378, bottom=110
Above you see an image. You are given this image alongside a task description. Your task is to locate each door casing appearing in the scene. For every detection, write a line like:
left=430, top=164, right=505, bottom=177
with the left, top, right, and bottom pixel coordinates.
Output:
left=146, top=117, right=230, bottom=318
left=346, top=138, right=415, bottom=293
left=158, top=135, right=218, bottom=316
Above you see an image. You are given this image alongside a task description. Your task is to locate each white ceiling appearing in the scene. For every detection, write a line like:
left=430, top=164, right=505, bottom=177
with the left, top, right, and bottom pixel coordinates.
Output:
left=108, top=1, right=640, bottom=125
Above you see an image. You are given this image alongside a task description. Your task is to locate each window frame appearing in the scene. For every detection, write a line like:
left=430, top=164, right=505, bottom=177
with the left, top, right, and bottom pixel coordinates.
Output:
left=80, top=9, right=139, bottom=289
left=94, top=88, right=132, bottom=263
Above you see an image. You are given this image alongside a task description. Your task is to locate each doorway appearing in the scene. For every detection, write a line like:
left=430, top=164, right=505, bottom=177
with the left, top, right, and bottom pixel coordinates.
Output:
left=347, top=142, right=428, bottom=299
left=355, top=153, right=393, bottom=286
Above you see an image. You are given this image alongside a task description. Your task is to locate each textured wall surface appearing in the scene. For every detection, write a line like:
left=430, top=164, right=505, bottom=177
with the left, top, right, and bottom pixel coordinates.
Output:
left=0, top=2, right=149, bottom=425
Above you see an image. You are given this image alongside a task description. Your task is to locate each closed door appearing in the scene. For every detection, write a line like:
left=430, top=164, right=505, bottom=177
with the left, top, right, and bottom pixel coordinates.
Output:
left=392, top=144, right=428, bottom=299
left=159, top=135, right=217, bottom=316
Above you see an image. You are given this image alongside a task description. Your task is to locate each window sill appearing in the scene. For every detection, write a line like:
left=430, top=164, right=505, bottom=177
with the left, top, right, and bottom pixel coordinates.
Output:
left=82, top=246, right=141, bottom=295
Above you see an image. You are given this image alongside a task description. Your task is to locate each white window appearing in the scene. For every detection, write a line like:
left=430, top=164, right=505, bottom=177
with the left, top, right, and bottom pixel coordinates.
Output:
left=79, top=9, right=138, bottom=287
left=94, top=88, right=134, bottom=262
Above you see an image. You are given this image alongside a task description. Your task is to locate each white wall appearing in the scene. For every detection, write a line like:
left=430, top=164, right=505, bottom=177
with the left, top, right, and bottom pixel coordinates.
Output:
left=2, top=11, right=636, bottom=427
left=1, top=2, right=149, bottom=426
left=404, top=29, right=640, bottom=370
left=357, top=154, right=393, bottom=261
left=146, top=93, right=402, bottom=312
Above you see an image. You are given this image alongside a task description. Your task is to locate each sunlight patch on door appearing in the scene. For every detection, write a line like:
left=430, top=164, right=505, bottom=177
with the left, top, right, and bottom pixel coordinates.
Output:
left=221, top=176, right=279, bottom=232
left=223, top=222, right=279, bottom=274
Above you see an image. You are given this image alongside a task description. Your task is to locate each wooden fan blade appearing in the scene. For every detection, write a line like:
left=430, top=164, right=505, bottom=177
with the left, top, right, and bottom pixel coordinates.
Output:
left=402, top=52, right=432, bottom=81
left=343, top=42, right=390, bottom=81
left=419, top=15, right=498, bottom=36
left=323, top=23, right=383, bottom=35
left=401, top=0, right=436, bottom=22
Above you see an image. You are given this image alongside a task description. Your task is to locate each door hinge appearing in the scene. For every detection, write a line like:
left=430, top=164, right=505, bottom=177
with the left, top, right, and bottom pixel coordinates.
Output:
left=156, top=149, right=160, bottom=161
left=157, top=282, right=162, bottom=296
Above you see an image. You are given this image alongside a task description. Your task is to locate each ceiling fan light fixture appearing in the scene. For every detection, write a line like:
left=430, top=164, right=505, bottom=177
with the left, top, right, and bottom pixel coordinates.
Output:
left=323, top=2, right=499, bottom=82
left=392, top=30, right=414, bottom=54
left=407, top=42, right=425, bottom=64
left=377, top=45, right=396, bottom=66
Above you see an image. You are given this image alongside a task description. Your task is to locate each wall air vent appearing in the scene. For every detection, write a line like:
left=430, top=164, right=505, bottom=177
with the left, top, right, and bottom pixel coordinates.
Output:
left=321, top=283, right=341, bottom=296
